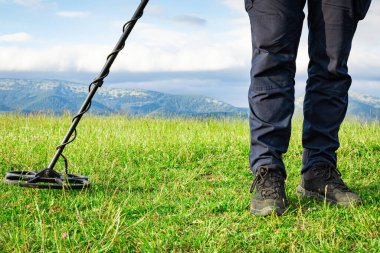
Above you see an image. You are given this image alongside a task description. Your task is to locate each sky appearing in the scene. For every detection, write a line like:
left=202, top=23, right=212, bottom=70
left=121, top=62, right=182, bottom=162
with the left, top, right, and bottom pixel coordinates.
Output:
left=0, top=0, right=379, bottom=107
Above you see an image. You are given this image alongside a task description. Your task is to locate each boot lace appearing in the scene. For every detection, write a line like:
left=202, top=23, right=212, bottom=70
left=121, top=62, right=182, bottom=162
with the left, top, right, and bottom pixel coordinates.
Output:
left=250, top=167, right=283, bottom=199
left=313, top=164, right=350, bottom=192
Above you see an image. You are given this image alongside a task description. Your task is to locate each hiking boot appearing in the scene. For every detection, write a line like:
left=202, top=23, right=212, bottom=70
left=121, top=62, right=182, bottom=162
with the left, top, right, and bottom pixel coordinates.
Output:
left=249, top=166, right=287, bottom=216
left=297, top=163, right=361, bottom=206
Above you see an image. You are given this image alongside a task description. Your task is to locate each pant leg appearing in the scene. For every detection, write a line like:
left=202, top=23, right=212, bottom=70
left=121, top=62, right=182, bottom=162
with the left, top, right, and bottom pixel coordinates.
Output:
left=246, top=0, right=306, bottom=178
left=302, top=0, right=358, bottom=172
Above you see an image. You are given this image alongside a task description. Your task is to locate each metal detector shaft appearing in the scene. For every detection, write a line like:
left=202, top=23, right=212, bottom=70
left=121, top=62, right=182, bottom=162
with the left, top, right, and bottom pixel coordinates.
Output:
left=47, top=0, right=150, bottom=171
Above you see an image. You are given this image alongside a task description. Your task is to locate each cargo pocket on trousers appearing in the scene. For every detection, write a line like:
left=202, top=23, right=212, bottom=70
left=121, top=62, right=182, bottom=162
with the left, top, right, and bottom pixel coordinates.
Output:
left=354, top=0, right=372, bottom=20
left=250, top=12, right=300, bottom=52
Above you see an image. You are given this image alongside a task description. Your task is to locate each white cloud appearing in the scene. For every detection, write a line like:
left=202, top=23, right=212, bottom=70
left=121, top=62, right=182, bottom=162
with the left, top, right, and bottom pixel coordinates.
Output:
left=13, top=0, right=41, bottom=6
left=172, top=14, right=207, bottom=27
left=223, top=0, right=245, bottom=12
left=0, top=45, right=107, bottom=72
left=0, top=32, right=31, bottom=42
left=12, top=0, right=55, bottom=8
left=146, top=5, right=163, bottom=15
left=0, top=17, right=378, bottom=80
left=0, top=22, right=251, bottom=73
left=56, top=11, right=90, bottom=18
left=0, top=3, right=379, bottom=86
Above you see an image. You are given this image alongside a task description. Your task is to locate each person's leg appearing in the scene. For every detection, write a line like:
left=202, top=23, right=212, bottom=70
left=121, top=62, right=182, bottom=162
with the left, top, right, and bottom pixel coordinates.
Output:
left=246, top=0, right=306, bottom=178
left=298, top=0, right=361, bottom=205
left=302, top=0, right=357, bottom=172
left=245, top=0, right=306, bottom=216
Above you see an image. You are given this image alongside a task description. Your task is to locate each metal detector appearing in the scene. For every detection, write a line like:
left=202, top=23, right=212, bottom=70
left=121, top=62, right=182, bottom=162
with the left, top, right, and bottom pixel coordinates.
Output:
left=4, top=0, right=150, bottom=189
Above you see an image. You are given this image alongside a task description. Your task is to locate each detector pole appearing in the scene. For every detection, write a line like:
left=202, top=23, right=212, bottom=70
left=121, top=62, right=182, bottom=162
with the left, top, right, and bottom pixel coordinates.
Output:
left=4, top=0, right=150, bottom=189
left=47, top=0, right=150, bottom=172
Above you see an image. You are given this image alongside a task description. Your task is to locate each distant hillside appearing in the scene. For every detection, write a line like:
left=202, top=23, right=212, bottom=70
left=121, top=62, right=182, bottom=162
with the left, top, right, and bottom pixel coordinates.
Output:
left=0, top=79, right=248, bottom=117
left=295, top=93, right=380, bottom=120
left=1, top=78, right=379, bottom=120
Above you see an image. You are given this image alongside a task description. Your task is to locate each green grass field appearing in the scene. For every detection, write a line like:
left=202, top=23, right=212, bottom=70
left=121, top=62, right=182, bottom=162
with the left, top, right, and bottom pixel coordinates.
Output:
left=0, top=114, right=379, bottom=252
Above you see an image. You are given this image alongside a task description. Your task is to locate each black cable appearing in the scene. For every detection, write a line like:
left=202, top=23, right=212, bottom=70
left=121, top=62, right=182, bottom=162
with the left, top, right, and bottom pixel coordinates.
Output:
left=55, top=3, right=145, bottom=174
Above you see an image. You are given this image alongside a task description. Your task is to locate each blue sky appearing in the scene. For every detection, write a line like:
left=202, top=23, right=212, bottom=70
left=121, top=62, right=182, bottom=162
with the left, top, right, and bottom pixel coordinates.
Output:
left=1, top=0, right=379, bottom=107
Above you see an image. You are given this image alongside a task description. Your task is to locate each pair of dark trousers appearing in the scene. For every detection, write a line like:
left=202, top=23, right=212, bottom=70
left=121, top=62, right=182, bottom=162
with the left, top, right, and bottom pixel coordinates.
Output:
left=245, top=0, right=359, bottom=178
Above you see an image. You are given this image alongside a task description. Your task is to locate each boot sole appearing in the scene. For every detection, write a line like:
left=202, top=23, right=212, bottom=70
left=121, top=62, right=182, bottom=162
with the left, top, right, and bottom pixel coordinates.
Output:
left=296, top=185, right=361, bottom=206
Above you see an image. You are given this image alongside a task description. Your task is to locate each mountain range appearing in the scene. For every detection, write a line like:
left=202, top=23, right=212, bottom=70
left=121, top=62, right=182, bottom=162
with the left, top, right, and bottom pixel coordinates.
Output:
left=0, top=79, right=247, bottom=117
left=0, top=78, right=379, bottom=120
left=295, top=93, right=380, bottom=120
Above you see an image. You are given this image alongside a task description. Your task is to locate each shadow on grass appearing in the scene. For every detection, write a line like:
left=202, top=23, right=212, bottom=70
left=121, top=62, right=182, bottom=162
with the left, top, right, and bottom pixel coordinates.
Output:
left=283, top=182, right=379, bottom=217
left=357, top=182, right=380, bottom=204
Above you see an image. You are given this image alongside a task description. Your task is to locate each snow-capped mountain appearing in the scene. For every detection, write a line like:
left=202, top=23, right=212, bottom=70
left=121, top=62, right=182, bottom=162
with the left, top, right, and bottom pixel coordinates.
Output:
left=295, top=93, right=380, bottom=120
left=1, top=78, right=379, bottom=120
left=0, top=79, right=248, bottom=117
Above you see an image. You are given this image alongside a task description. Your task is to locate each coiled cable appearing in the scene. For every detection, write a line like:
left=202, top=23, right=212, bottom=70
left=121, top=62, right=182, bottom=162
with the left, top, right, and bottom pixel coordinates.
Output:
left=55, top=3, right=146, bottom=174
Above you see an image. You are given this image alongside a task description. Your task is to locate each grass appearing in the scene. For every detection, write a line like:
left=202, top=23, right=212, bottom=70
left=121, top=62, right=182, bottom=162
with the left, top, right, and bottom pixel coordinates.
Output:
left=0, top=114, right=379, bottom=252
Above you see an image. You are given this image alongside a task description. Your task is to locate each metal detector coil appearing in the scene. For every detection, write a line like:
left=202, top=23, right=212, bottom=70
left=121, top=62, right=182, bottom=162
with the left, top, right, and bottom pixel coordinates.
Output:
left=4, top=170, right=89, bottom=190
left=4, top=0, right=150, bottom=190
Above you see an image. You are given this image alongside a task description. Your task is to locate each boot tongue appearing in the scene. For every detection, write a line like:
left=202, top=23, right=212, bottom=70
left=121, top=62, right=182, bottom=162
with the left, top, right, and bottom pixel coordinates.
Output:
left=328, top=168, right=350, bottom=191
left=250, top=166, right=283, bottom=195
left=262, top=169, right=282, bottom=198
left=314, top=165, right=350, bottom=191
